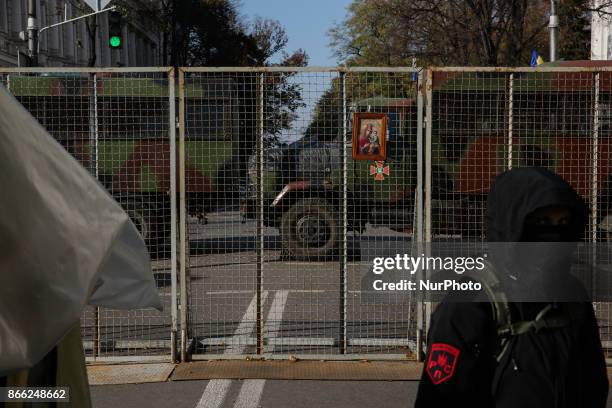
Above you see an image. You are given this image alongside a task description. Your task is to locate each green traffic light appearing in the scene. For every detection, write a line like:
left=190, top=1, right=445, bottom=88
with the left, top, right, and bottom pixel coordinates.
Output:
left=109, top=36, right=121, bottom=48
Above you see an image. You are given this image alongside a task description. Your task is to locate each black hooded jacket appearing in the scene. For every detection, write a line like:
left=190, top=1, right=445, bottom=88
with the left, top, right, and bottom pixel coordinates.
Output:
left=414, top=168, right=608, bottom=408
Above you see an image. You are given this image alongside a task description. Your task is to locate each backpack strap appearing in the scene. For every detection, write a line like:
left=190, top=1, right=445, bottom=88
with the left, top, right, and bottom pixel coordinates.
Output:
left=498, top=304, right=571, bottom=337
left=467, top=260, right=512, bottom=361
left=467, top=261, right=571, bottom=362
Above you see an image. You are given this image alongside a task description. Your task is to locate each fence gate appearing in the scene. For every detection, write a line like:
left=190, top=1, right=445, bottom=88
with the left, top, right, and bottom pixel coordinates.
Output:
left=426, top=67, right=612, bottom=357
left=0, top=68, right=178, bottom=362
left=179, top=67, right=423, bottom=359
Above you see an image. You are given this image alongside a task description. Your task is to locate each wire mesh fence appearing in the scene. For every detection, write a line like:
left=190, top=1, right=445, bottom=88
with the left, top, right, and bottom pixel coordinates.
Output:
left=180, top=68, right=421, bottom=358
left=0, top=68, right=177, bottom=362
left=2, top=66, right=612, bottom=362
left=428, top=67, right=612, bottom=357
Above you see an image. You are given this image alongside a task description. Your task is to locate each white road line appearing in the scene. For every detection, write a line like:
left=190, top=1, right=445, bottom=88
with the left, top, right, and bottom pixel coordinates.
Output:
left=195, top=380, right=233, bottom=408
left=232, top=290, right=289, bottom=408
left=232, top=379, right=266, bottom=408
left=263, top=290, right=289, bottom=354
left=226, top=291, right=269, bottom=353
left=195, top=291, right=268, bottom=408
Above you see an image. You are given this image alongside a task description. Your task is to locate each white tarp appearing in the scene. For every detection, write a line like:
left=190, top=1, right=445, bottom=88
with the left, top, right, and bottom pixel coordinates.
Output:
left=0, top=85, right=161, bottom=375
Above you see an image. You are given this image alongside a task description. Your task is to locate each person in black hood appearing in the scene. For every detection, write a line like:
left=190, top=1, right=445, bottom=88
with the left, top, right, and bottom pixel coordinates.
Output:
left=414, top=167, right=608, bottom=407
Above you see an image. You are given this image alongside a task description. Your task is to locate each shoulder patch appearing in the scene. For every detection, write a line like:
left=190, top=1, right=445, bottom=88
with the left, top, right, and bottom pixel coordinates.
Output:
left=426, top=343, right=460, bottom=385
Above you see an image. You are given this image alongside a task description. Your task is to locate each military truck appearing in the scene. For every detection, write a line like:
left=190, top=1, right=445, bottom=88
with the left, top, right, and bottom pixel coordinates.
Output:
left=241, top=64, right=612, bottom=260
left=431, top=63, right=612, bottom=238
left=5, top=73, right=238, bottom=259
left=240, top=96, right=423, bottom=260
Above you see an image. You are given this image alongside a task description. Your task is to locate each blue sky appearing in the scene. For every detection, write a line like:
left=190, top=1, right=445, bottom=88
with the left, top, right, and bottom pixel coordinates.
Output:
left=239, top=0, right=352, bottom=66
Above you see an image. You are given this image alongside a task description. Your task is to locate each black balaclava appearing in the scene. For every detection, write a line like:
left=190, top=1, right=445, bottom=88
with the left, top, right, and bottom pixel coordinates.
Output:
left=486, top=167, right=588, bottom=302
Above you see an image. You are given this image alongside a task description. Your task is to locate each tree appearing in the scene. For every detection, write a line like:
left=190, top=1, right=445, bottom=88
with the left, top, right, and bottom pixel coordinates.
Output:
left=304, top=72, right=416, bottom=142
left=115, top=0, right=256, bottom=66
left=112, top=0, right=308, bottom=199
left=329, top=0, right=612, bottom=67
left=558, top=0, right=592, bottom=60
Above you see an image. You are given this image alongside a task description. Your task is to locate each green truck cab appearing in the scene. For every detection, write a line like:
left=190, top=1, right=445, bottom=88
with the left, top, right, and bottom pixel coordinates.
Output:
left=240, top=97, right=422, bottom=260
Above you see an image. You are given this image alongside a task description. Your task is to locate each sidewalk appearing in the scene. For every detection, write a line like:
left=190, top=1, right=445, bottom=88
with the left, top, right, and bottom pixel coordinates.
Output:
left=88, top=361, right=612, bottom=408
left=87, top=360, right=424, bottom=385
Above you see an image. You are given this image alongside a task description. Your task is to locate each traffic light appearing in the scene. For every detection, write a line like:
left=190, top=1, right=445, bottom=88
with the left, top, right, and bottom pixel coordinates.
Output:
left=108, top=11, right=122, bottom=49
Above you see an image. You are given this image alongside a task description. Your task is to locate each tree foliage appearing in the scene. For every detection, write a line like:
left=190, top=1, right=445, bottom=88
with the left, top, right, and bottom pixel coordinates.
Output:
left=329, top=0, right=612, bottom=67
left=110, top=0, right=310, bottom=191
left=305, top=72, right=417, bottom=142
left=113, top=0, right=307, bottom=68
left=558, top=0, right=592, bottom=60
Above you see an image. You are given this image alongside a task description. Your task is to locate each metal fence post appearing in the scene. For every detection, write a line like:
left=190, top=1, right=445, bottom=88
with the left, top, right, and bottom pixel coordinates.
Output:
left=168, top=68, right=178, bottom=363
left=340, top=71, right=348, bottom=354
left=89, top=73, right=99, bottom=179
left=424, top=68, right=433, bottom=342
left=507, top=73, right=514, bottom=170
left=89, top=72, right=100, bottom=359
left=592, top=72, right=600, bottom=300
left=256, top=72, right=264, bottom=355
left=415, top=69, right=425, bottom=361
left=178, top=68, right=188, bottom=362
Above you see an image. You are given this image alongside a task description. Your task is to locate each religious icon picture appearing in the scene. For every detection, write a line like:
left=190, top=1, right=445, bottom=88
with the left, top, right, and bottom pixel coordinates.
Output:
left=352, top=112, right=387, bottom=161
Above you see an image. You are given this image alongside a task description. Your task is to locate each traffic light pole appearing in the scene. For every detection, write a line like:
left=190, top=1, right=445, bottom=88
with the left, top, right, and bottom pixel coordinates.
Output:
left=27, top=0, right=38, bottom=66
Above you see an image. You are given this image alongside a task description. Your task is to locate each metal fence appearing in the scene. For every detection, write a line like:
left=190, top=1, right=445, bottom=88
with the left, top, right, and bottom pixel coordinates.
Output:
left=0, top=67, right=178, bottom=363
left=179, top=68, right=421, bottom=360
left=1, top=66, right=611, bottom=362
left=426, top=67, right=611, bottom=354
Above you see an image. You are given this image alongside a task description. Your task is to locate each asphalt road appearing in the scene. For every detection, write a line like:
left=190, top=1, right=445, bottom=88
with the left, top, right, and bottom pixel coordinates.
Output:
left=91, top=380, right=420, bottom=408
left=81, top=209, right=612, bottom=359
left=86, top=209, right=612, bottom=408
left=82, top=210, right=419, bottom=359
left=91, top=380, right=612, bottom=408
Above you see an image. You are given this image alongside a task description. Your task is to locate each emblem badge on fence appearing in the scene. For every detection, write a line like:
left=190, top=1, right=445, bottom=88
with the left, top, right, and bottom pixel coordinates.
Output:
left=370, top=161, right=390, bottom=181
left=426, top=343, right=460, bottom=385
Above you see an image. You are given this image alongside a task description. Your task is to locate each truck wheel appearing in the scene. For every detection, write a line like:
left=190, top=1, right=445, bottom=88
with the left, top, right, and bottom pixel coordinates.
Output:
left=280, top=198, right=339, bottom=261
left=124, top=201, right=165, bottom=260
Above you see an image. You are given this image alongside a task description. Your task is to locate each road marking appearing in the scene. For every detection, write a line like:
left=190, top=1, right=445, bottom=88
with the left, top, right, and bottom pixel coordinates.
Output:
left=232, top=379, right=266, bottom=408
left=232, top=290, right=289, bottom=408
left=195, top=380, right=233, bottom=408
left=264, top=290, right=289, bottom=353
left=195, top=291, right=268, bottom=408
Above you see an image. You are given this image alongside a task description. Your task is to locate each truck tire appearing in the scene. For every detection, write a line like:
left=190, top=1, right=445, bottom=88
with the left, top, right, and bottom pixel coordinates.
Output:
left=124, top=200, right=168, bottom=260
left=280, top=198, right=339, bottom=261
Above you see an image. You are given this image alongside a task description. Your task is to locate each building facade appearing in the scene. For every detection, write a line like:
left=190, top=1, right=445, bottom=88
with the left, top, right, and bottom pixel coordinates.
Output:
left=0, top=0, right=163, bottom=67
